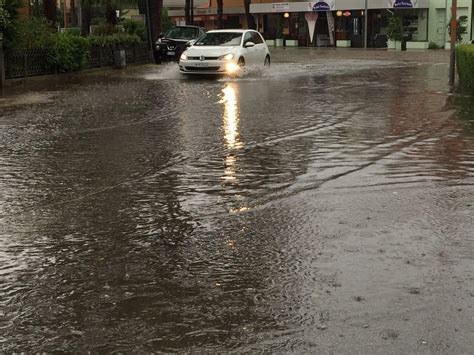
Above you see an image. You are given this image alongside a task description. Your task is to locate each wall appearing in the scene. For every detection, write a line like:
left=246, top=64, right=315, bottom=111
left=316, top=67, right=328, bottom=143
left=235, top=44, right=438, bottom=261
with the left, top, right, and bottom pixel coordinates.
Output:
left=428, top=0, right=473, bottom=45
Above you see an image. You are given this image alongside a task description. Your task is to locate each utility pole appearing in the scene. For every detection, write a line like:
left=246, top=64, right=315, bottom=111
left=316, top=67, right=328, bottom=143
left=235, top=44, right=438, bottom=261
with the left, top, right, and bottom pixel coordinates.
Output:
left=449, top=0, right=457, bottom=86
left=364, top=0, right=368, bottom=48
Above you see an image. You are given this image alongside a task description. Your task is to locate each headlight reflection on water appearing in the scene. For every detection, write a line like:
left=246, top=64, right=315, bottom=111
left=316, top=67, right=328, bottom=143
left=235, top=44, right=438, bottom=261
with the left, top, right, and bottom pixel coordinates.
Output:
left=220, top=84, right=242, bottom=185
left=220, top=84, right=241, bottom=149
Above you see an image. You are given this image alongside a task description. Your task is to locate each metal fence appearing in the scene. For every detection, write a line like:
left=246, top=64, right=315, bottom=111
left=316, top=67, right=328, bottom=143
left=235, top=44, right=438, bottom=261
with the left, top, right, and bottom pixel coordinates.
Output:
left=4, top=48, right=53, bottom=79
left=3, top=43, right=151, bottom=79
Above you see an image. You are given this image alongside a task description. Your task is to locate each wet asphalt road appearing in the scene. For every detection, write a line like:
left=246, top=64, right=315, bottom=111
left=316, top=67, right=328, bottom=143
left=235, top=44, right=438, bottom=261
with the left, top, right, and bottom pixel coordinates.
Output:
left=1, top=49, right=473, bottom=352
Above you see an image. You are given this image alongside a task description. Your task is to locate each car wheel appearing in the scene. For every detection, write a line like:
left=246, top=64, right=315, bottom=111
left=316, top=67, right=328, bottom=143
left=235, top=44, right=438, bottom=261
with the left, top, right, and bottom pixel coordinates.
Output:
left=238, top=57, right=245, bottom=67
left=264, top=55, right=270, bottom=67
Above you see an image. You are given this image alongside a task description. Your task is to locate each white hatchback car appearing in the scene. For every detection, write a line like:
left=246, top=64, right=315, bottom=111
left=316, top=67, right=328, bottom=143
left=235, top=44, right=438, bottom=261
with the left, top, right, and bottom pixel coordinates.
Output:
left=179, top=29, right=271, bottom=75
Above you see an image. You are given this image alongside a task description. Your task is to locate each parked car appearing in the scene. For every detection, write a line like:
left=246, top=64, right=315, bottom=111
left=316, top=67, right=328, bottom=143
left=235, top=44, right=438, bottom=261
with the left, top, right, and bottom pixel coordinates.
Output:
left=154, top=26, right=206, bottom=63
left=178, top=29, right=271, bottom=75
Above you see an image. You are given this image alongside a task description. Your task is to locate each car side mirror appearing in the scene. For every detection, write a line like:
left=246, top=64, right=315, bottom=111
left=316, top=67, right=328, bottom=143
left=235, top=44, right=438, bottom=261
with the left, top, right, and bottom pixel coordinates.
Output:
left=158, top=33, right=164, bottom=38
left=186, top=39, right=196, bottom=47
left=244, top=41, right=255, bottom=48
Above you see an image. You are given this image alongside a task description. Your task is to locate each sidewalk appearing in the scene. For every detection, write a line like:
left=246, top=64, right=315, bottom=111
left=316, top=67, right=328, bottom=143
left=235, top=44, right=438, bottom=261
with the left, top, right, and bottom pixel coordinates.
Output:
left=269, top=47, right=450, bottom=64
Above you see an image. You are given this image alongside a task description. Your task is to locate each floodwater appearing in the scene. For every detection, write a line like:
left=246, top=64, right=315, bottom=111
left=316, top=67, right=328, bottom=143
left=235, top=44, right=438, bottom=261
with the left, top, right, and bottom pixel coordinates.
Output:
left=1, top=49, right=473, bottom=352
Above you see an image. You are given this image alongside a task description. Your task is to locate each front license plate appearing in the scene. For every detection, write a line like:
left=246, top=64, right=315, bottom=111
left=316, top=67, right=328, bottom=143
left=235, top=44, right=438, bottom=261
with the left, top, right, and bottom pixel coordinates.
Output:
left=167, top=51, right=175, bottom=56
left=195, top=63, right=208, bottom=67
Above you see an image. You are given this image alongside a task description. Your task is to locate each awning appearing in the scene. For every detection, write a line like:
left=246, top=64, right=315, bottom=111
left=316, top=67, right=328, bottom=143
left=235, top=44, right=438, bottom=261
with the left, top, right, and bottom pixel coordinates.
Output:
left=250, top=0, right=429, bottom=14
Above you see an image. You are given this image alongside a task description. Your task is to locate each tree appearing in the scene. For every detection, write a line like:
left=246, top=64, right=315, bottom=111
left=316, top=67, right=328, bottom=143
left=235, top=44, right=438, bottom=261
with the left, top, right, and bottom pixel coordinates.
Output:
left=105, top=0, right=117, bottom=25
left=0, top=0, right=11, bottom=32
left=243, top=0, right=255, bottom=30
left=161, top=7, right=172, bottom=33
left=70, top=0, right=76, bottom=27
left=387, top=15, right=402, bottom=42
left=80, top=0, right=93, bottom=34
left=148, top=0, right=162, bottom=42
left=216, top=0, right=223, bottom=29
left=447, top=15, right=468, bottom=43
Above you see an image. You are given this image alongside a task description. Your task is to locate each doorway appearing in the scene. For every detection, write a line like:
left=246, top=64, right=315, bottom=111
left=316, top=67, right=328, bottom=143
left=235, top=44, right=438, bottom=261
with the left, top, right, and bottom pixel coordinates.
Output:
left=314, top=12, right=330, bottom=46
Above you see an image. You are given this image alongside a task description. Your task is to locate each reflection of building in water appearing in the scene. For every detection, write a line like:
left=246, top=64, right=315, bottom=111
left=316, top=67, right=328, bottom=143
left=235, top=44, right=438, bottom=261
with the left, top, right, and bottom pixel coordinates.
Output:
left=386, top=71, right=471, bottom=180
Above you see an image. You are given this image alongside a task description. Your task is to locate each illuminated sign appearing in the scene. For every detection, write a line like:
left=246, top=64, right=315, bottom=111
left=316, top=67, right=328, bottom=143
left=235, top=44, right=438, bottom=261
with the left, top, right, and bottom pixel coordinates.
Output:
left=308, top=0, right=335, bottom=12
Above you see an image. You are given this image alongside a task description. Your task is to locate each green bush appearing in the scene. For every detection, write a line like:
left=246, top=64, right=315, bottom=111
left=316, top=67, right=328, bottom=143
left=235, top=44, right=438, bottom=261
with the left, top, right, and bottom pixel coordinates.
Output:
left=88, top=33, right=141, bottom=47
left=4, top=17, right=54, bottom=50
left=456, top=44, right=474, bottom=90
left=91, top=23, right=122, bottom=36
left=50, top=32, right=90, bottom=72
left=121, top=18, right=146, bottom=41
left=428, top=41, right=442, bottom=50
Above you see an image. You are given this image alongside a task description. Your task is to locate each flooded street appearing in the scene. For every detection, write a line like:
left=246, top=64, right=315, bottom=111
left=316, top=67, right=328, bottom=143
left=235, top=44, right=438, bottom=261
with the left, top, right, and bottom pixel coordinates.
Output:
left=1, top=49, right=473, bottom=352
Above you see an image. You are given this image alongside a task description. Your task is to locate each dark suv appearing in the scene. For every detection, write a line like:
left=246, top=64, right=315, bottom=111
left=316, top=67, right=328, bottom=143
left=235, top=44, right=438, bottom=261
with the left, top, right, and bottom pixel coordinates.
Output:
left=154, top=26, right=206, bottom=63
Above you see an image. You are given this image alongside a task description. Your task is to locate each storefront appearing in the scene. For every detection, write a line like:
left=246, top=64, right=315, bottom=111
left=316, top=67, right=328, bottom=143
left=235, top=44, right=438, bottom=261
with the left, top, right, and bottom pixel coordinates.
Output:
left=250, top=0, right=430, bottom=48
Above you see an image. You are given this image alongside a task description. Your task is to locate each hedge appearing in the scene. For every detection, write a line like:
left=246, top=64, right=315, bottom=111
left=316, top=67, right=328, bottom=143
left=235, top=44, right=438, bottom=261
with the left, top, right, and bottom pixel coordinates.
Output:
left=49, top=32, right=90, bottom=72
left=88, top=33, right=141, bottom=47
left=456, top=44, right=474, bottom=90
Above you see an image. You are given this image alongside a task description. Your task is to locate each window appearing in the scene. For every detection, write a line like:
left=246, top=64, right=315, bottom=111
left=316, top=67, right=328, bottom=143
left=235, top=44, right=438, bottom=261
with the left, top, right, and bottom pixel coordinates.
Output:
left=195, top=32, right=243, bottom=46
left=243, top=32, right=253, bottom=45
left=164, top=27, right=200, bottom=40
left=251, top=31, right=264, bottom=44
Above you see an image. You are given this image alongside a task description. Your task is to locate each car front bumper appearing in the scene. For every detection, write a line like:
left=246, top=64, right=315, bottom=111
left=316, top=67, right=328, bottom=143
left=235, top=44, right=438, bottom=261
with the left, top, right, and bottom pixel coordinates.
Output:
left=155, top=44, right=187, bottom=61
left=179, top=60, right=237, bottom=75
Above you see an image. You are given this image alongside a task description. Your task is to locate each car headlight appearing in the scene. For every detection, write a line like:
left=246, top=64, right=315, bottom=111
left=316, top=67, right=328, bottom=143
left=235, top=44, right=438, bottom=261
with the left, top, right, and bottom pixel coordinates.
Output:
left=225, top=63, right=240, bottom=74
left=180, top=53, right=188, bottom=61
left=156, top=38, right=162, bottom=44
left=219, top=53, right=234, bottom=61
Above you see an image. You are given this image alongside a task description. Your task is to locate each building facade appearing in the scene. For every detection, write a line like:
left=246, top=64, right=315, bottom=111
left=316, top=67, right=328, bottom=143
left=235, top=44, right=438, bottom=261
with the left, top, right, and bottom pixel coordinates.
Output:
left=167, top=0, right=473, bottom=48
left=169, top=0, right=249, bottom=29
left=250, top=0, right=473, bottom=48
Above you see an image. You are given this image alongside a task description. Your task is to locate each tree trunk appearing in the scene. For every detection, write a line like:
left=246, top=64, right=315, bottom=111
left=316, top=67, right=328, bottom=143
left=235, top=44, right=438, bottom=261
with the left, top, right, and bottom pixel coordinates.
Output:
left=185, top=0, right=191, bottom=25
left=81, top=1, right=92, bottom=35
left=105, top=0, right=117, bottom=26
left=43, top=0, right=57, bottom=24
left=70, top=0, right=76, bottom=27
left=217, top=0, right=223, bottom=29
left=149, top=0, right=163, bottom=43
left=244, top=0, right=255, bottom=30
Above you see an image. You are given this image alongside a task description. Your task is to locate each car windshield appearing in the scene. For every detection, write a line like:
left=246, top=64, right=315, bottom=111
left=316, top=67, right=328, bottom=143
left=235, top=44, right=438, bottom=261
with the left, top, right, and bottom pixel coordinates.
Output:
left=194, top=32, right=242, bottom=46
left=164, top=27, right=200, bottom=40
